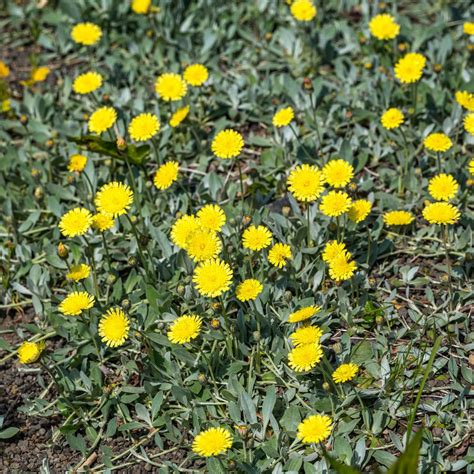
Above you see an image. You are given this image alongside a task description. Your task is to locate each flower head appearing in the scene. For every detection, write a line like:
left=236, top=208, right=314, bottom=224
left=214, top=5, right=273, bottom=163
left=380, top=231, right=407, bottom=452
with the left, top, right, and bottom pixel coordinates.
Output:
left=273, top=107, right=294, bottom=127
left=394, top=52, right=426, bottom=84
left=66, top=263, right=91, bottom=282
left=59, top=291, right=95, bottom=316
left=155, top=73, right=187, bottom=101
left=348, top=199, right=372, bottom=223
left=428, top=174, right=458, bottom=201
left=197, top=204, right=226, bottom=231
left=381, top=108, right=404, bottom=129
left=95, top=182, right=133, bottom=217
left=99, top=308, right=130, bottom=348
left=154, top=161, right=179, bottom=190
left=383, top=210, right=414, bottom=226
left=464, top=113, right=474, bottom=136
left=18, top=341, right=45, bottom=364
left=92, top=212, right=114, bottom=232
left=167, top=315, right=202, bottom=344
left=59, top=208, right=92, bottom=237
left=242, top=225, right=272, bottom=251
left=288, top=164, right=325, bottom=202
left=469, top=159, right=474, bottom=176
left=73, top=71, right=103, bottom=94
left=320, top=191, right=352, bottom=217
left=183, top=64, right=209, bottom=86
left=288, top=343, right=323, bottom=372
left=212, top=129, right=244, bottom=159
left=0, top=60, right=9, bottom=78
left=424, top=133, right=452, bottom=152
left=71, top=22, right=102, bottom=46
left=170, top=105, right=190, bottom=127
left=288, top=305, right=320, bottom=323
left=290, top=0, right=317, bottom=22
left=88, top=106, right=117, bottom=134
left=322, top=159, right=354, bottom=188
left=131, top=0, right=152, bottom=14
left=297, top=414, right=332, bottom=444
left=328, top=254, right=357, bottom=281
left=186, top=228, right=222, bottom=262
left=31, top=67, right=50, bottom=83
left=268, top=243, right=292, bottom=268
left=236, top=279, right=263, bottom=302
left=128, top=113, right=160, bottom=141
left=170, top=215, right=201, bottom=249
left=322, top=240, right=347, bottom=263
left=422, top=202, right=460, bottom=225
left=369, top=14, right=400, bottom=40
left=332, top=363, right=359, bottom=383
left=193, top=258, right=233, bottom=297
left=68, top=154, right=87, bottom=172
left=455, top=91, right=474, bottom=111
left=192, top=427, right=233, bottom=457
left=289, top=326, right=323, bottom=346
left=464, top=22, right=474, bottom=35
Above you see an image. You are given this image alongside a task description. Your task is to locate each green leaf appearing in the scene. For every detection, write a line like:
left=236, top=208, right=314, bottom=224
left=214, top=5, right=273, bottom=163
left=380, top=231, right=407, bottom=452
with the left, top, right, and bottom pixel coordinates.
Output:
left=261, top=386, right=276, bottom=434
left=388, top=429, right=423, bottom=474
left=0, top=427, right=19, bottom=439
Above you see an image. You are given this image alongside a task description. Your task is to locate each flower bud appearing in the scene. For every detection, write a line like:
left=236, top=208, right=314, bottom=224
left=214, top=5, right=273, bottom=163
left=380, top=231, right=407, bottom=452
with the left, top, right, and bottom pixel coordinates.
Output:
left=31, top=168, right=40, bottom=178
left=284, top=290, right=293, bottom=302
left=282, top=206, right=291, bottom=217
left=322, top=381, right=331, bottom=391
left=116, top=136, right=127, bottom=150
left=66, top=175, right=74, bottom=184
left=177, top=284, right=185, bottom=295
left=20, top=114, right=28, bottom=124
left=34, top=186, right=43, bottom=200
left=198, top=373, right=207, bottom=384
left=235, top=424, right=248, bottom=437
left=104, top=159, right=112, bottom=166
left=102, top=93, right=110, bottom=103
left=252, top=331, right=261, bottom=342
left=210, top=318, right=220, bottom=329
left=106, top=273, right=117, bottom=285
left=121, top=299, right=131, bottom=310
left=45, top=139, right=54, bottom=148
left=128, top=256, right=137, bottom=266
left=332, top=342, right=342, bottom=354
left=57, top=242, right=69, bottom=259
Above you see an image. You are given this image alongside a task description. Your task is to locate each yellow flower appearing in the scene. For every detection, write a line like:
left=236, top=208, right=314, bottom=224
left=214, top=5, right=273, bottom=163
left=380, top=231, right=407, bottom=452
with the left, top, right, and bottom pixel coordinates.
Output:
left=320, top=191, right=352, bottom=217
left=183, top=64, right=209, bottom=86
left=236, top=279, right=263, bottom=302
left=18, top=341, right=45, bottom=364
left=322, top=240, right=347, bottom=263
left=369, top=14, right=400, bottom=40
left=59, top=208, right=92, bottom=237
left=66, top=263, right=91, bottom=282
left=428, top=174, right=458, bottom=201
left=422, top=202, right=460, bottom=225
left=287, top=164, right=325, bottom=202
left=383, top=210, right=414, bottom=226
left=211, top=129, right=244, bottom=159
left=394, top=52, right=426, bottom=84
left=424, top=133, right=452, bottom=152
left=31, top=66, right=50, bottom=83
left=0, top=60, right=9, bottom=78
left=155, top=73, right=187, bottom=101
left=186, top=228, right=222, bottom=262
left=128, top=113, right=160, bottom=141
left=288, top=343, right=323, bottom=372
left=242, top=225, right=272, bottom=251
left=73, top=71, right=103, bottom=94
left=290, top=0, right=317, bottom=22
left=170, top=215, right=201, bottom=249
left=464, top=113, right=474, bottom=135
left=268, top=243, right=292, bottom=268
left=273, top=107, right=294, bottom=127
left=98, top=308, right=130, bottom=348
left=131, top=0, right=152, bottom=14
left=193, top=258, right=233, bottom=297
left=455, top=91, right=474, bottom=111
left=469, top=159, right=474, bottom=176
left=197, top=204, right=226, bottom=231
left=170, top=105, right=190, bottom=127
left=289, top=326, right=323, bottom=346
left=167, top=315, right=202, bottom=344
left=59, top=291, right=95, bottom=316
left=88, top=106, right=117, bottom=134
left=68, top=154, right=87, bottom=172
left=332, top=363, right=359, bottom=383
left=95, top=182, right=133, bottom=217
left=153, top=161, right=179, bottom=190
left=348, top=199, right=372, bottom=223
left=288, top=305, right=320, bottom=323
left=328, top=254, right=357, bottom=281
left=71, top=22, right=102, bottom=46
left=1, top=99, right=11, bottom=112
left=381, top=108, right=404, bottom=129
left=322, top=159, right=354, bottom=188
left=92, top=212, right=114, bottom=232
left=464, top=22, right=474, bottom=35
left=297, top=414, right=333, bottom=444
left=192, top=427, right=233, bottom=457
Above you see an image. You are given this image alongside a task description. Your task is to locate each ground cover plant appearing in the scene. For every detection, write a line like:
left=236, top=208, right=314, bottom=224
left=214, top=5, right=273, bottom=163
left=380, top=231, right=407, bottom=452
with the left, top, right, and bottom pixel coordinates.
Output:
left=0, top=0, right=473, bottom=472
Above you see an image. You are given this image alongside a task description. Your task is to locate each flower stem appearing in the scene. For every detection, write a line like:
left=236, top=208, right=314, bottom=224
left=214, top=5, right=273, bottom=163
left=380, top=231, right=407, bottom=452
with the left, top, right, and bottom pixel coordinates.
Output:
left=238, top=159, right=245, bottom=223
left=82, top=234, right=100, bottom=298
left=289, top=123, right=313, bottom=161
left=124, top=214, right=153, bottom=281
left=441, top=225, right=454, bottom=311
left=306, top=204, right=311, bottom=246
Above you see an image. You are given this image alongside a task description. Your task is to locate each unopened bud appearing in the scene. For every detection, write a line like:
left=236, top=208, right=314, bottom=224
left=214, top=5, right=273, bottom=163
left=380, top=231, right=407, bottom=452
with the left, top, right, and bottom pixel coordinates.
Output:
left=322, top=381, right=330, bottom=391
left=20, top=114, right=28, bottom=124
left=253, top=331, right=261, bottom=342
left=121, top=299, right=131, bottom=310
left=198, top=373, right=207, bottom=384
left=210, top=318, right=220, bottom=329
left=177, top=284, right=185, bottom=295
left=34, top=186, right=43, bottom=200
left=57, top=242, right=69, bottom=259
left=116, top=136, right=127, bottom=150
left=106, top=273, right=117, bottom=285
left=128, top=256, right=137, bottom=266
left=284, top=290, right=293, bottom=302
